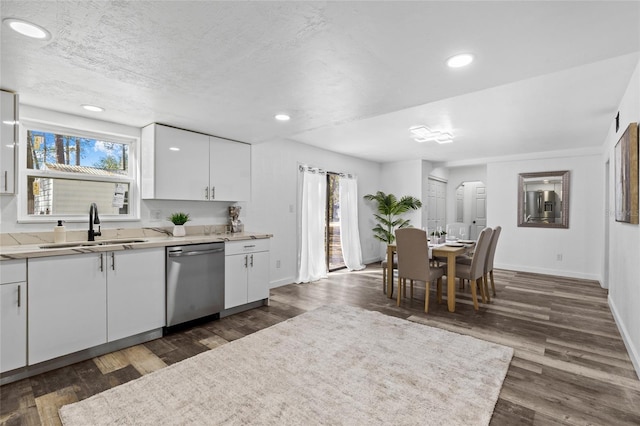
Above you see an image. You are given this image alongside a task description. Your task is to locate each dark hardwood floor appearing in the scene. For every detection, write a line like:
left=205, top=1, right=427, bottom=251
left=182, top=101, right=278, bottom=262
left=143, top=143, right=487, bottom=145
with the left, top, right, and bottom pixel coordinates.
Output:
left=2, top=264, right=640, bottom=425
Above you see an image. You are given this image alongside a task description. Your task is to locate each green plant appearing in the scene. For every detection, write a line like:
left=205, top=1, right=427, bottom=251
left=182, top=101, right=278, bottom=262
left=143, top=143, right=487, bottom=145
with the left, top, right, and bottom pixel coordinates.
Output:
left=168, top=212, right=190, bottom=225
left=363, top=191, right=422, bottom=244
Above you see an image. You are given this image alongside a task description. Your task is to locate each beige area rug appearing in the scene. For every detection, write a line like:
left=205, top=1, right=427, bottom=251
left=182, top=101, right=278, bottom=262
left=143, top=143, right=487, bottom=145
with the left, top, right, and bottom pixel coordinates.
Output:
left=59, top=305, right=513, bottom=425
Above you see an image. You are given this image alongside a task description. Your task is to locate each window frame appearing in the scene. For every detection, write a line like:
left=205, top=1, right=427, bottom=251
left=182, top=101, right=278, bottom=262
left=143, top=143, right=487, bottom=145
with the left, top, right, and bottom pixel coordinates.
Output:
left=18, top=120, right=140, bottom=223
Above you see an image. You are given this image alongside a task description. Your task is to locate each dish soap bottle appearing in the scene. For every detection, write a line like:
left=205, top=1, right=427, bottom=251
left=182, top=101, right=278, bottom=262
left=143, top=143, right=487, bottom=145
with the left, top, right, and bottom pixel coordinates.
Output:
left=54, top=220, right=66, bottom=243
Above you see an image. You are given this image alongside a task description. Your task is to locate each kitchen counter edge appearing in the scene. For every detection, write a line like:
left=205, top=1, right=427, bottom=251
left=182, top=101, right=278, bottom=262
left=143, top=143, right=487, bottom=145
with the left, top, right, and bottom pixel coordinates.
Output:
left=0, top=233, right=273, bottom=260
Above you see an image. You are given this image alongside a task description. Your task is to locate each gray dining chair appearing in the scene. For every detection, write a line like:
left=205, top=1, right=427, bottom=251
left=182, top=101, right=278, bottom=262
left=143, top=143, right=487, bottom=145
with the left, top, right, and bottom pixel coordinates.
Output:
left=395, top=228, right=444, bottom=313
left=457, top=225, right=502, bottom=301
left=454, top=227, right=493, bottom=310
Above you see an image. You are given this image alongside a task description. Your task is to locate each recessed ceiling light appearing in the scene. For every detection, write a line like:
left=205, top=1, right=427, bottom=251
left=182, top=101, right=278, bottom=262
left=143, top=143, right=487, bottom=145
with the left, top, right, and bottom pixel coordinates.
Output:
left=169, top=147, right=180, bottom=151
left=82, top=104, right=104, bottom=112
left=3, top=18, right=51, bottom=40
left=275, top=114, right=290, bottom=121
left=447, top=53, right=474, bottom=68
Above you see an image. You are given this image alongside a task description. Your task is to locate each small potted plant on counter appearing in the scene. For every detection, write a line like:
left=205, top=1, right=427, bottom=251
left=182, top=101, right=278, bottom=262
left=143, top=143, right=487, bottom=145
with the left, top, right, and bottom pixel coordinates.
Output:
left=168, top=212, right=190, bottom=237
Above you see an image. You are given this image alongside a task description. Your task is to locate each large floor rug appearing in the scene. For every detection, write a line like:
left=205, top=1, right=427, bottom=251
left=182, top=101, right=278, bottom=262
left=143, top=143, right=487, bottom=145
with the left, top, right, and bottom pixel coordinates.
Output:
left=59, top=305, right=513, bottom=425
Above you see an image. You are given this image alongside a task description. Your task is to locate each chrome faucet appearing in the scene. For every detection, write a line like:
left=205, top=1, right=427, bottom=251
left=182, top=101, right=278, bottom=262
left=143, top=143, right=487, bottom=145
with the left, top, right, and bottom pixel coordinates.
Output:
left=88, top=203, right=101, bottom=241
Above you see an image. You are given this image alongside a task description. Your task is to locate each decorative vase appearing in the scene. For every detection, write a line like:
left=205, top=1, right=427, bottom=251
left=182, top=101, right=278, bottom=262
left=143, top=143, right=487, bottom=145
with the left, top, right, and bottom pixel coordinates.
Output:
left=173, top=225, right=186, bottom=237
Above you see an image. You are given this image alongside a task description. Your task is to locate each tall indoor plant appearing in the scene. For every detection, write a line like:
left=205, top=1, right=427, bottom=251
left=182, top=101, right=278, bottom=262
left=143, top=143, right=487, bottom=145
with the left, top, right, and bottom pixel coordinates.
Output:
left=363, top=191, right=422, bottom=244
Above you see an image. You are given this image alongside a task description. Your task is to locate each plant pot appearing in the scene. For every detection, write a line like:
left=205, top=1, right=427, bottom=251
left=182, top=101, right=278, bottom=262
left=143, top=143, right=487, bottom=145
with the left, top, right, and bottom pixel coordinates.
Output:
left=173, top=225, right=186, bottom=237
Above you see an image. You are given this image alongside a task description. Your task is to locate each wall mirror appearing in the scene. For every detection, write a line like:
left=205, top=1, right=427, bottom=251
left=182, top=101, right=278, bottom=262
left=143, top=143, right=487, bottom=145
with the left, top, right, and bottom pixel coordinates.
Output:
left=518, top=170, right=570, bottom=228
left=455, top=181, right=486, bottom=239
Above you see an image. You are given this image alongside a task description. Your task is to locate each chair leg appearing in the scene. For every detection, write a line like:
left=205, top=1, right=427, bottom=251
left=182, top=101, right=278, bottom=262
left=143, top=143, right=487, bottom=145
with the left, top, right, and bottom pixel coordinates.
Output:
left=490, top=270, right=496, bottom=296
left=382, top=266, right=387, bottom=294
left=470, top=278, right=479, bottom=310
left=483, top=273, right=491, bottom=303
left=397, top=277, right=403, bottom=306
left=424, top=281, right=430, bottom=313
left=410, top=279, right=414, bottom=300
left=478, top=276, right=487, bottom=304
left=436, top=277, right=442, bottom=304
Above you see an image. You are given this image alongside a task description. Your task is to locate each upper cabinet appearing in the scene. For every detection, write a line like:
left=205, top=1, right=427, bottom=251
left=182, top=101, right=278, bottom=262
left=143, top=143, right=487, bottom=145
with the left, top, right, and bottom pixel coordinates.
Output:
left=141, top=123, right=250, bottom=201
left=1, top=90, right=18, bottom=195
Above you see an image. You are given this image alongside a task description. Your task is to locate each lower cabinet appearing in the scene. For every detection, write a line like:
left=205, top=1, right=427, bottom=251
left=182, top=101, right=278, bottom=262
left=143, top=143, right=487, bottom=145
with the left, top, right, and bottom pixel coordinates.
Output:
left=28, top=248, right=165, bottom=365
left=225, top=240, right=270, bottom=309
left=0, top=260, right=27, bottom=373
left=107, top=249, right=165, bottom=341
left=29, top=253, right=107, bottom=365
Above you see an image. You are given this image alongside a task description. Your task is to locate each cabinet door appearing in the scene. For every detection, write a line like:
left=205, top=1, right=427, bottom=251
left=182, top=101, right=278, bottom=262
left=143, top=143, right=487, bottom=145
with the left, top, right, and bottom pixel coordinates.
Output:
left=209, top=137, right=251, bottom=201
left=247, top=251, right=270, bottom=303
left=0, top=90, right=17, bottom=194
left=107, top=249, right=165, bottom=341
left=28, top=254, right=107, bottom=365
left=0, top=282, right=26, bottom=372
left=152, top=124, right=210, bottom=200
left=224, top=254, right=248, bottom=309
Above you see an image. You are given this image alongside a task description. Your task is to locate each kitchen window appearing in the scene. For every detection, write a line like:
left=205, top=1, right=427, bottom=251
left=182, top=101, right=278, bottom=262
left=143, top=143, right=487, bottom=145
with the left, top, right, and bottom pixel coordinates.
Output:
left=18, top=122, right=138, bottom=222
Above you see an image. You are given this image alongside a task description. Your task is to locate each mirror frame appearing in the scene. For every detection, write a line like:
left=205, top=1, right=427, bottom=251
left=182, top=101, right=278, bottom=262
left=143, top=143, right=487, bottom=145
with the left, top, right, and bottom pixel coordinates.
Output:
left=517, top=170, right=570, bottom=229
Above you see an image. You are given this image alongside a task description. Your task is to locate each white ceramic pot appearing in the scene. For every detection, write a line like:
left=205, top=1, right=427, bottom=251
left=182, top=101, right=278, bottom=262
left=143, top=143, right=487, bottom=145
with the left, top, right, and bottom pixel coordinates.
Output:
left=173, top=225, right=186, bottom=237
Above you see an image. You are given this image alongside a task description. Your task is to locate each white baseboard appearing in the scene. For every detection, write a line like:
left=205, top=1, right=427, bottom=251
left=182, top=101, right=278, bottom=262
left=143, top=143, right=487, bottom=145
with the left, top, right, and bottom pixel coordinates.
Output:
left=495, top=262, right=601, bottom=283
left=269, top=277, right=295, bottom=289
left=608, top=296, right=640, bottom=380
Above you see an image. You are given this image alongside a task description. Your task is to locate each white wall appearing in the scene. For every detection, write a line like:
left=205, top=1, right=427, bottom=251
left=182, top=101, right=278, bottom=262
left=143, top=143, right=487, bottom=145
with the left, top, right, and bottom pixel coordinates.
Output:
left=604, top=59, right=640, bottom=378
left=487, top=152, right=604, bottom=281
left=380, top=159, right=423, bottom=230
left=247, top=139, right=382, bottom=288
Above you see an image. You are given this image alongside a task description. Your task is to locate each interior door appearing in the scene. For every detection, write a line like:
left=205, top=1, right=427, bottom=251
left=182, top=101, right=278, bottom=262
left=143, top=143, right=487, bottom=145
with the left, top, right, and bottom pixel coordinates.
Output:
left=426, top=178, right=447, bottom=232
left=470, top=183, right=487, bottom=239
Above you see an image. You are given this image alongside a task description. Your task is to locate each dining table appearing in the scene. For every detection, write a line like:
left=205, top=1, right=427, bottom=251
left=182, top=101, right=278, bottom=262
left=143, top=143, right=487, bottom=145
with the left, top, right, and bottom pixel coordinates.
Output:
left=386, top=242, right=474, bottom=313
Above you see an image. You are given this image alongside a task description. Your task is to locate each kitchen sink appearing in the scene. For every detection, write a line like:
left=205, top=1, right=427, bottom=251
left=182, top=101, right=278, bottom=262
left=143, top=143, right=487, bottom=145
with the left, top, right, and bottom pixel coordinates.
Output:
left=39, top=239, right=147, bottom=249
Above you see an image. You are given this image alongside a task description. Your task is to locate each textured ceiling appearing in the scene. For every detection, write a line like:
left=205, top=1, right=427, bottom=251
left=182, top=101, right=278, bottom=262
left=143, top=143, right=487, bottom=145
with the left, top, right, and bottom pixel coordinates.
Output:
left=1, top=1, right=639, bottom=164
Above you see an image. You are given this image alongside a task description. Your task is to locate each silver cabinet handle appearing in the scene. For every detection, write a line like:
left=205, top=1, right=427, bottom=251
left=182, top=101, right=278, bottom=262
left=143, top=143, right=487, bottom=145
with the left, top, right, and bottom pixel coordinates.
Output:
left=111, top=252, right=115, bottom=270
left=250, top=254, right=254, bottom=267
left=244, top=255, right=248, bottom=268
left=211, top=186, right=215, bottom=200
left=17, top=284, right=21, bottom=307
left=99, top=253, right=104, bottom=272
left=205, top=186, right=209, bottom=200
left=244, top=245, right=256, bottom=249
left=3, top=171, right=6, bottom=192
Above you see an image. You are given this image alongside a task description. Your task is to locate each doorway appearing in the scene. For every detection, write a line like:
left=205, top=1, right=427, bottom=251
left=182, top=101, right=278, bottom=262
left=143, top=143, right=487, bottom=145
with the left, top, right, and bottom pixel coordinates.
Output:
left=326, top=173, right=345, bottom=271
left=455, top=181, right=486, bottom=240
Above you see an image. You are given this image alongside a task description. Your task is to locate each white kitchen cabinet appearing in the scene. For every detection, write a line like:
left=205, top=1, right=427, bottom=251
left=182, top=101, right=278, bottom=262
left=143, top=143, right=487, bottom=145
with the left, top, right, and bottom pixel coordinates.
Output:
left=28, top=248, right=166, bottom=365
left=0, top=260, right=27, bottom=373
left=1, top=90, right=18, bottom=194
left=225, top=239, right=270, bottom=309
left=142, top=123, right=251, bottom=201
left=29, top=253, right=107, bottom=365
left=107, top=248, right=165, bottom=341
left=209, top=136, right=251, bottom=201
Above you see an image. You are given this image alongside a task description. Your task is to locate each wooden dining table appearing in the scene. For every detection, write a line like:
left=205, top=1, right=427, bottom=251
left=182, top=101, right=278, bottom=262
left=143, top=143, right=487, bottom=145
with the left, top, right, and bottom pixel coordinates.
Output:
left=386, top=242, right=473, bottom=313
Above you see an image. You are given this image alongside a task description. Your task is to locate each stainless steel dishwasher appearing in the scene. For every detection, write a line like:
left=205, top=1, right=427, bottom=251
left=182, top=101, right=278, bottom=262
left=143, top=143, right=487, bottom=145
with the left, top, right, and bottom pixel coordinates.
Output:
left=166, top=242, right=225, bottom=328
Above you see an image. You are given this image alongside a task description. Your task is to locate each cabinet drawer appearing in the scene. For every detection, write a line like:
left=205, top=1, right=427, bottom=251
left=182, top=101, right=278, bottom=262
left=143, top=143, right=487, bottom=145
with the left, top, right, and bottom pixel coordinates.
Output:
left=225, top=239, right=270, bottom=256
left=0, top=260, right=26, bottom=284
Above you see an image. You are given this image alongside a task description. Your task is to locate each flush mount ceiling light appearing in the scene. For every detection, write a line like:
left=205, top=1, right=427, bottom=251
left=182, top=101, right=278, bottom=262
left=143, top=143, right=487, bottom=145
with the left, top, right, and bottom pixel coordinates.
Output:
left=275, top=114, right=290, bottom=121
left=3, top=18, right=51, bottom=40
left=169, top=147, right=180, bottom=151
left=409, top=125, right=454, bottom=144
left=82, top=104, right=104, bottom=112
left=446, top=53, right=474, bottom=68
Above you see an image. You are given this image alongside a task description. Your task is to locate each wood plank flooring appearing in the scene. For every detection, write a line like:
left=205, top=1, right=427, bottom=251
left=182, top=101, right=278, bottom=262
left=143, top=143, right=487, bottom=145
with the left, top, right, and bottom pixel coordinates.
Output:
left=1, top=264, right=639, bottom=425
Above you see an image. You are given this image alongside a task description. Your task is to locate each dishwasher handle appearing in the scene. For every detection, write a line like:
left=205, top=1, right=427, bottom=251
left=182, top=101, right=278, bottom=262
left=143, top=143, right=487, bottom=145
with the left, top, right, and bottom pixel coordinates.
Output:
left=168, top=247, right=224, bottom=257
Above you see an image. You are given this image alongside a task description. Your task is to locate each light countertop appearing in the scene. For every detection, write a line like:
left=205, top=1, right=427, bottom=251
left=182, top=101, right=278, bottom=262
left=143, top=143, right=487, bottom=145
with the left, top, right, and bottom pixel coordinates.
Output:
left=0, top=231, right=272, bottom=260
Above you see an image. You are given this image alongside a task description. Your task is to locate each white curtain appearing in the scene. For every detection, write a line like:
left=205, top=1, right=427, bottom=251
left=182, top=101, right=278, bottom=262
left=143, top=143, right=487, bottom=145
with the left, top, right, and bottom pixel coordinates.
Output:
left=296, top=167, right=328, bottom=283
left=339, top=176, right=365, bottom=271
